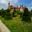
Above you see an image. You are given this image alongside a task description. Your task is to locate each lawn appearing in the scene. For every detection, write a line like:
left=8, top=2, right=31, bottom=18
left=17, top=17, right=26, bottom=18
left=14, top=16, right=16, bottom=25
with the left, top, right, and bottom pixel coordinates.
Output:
left=0, top=16, right=32, bottom=32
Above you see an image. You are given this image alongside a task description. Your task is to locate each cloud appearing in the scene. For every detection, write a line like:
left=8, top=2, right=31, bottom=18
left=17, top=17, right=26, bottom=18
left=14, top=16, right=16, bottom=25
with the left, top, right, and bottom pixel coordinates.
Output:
left=0, top=0, right=8, bottom=9
left=0, top=0, right=19, bottom=9
left=0, top=0, right=8, bottom=4
left=9, top=0, right=18, bottom=3
left=0, top=0, right=32, bottom=10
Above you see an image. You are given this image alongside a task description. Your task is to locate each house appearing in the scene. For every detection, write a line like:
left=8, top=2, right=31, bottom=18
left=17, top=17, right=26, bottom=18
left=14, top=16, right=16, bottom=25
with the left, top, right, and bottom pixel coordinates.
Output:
left=20, top=5, right=24, bottom=13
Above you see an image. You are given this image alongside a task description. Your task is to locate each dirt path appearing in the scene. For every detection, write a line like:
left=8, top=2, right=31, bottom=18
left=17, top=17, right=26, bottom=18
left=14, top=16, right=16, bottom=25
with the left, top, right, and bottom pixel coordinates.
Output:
left=0, top=20, right=11, bottom=32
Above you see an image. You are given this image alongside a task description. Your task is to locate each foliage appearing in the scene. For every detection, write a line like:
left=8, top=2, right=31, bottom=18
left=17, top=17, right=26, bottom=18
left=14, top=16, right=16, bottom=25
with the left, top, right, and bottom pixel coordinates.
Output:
left=22, top=7, right=31, bottom=22
left=0, top=7, right=31, bottom=21
left=31, top=10, right=32, bottom=16
left=1, top=16, right=32, bottom=32
left=4, top=9, right=13, bottom=20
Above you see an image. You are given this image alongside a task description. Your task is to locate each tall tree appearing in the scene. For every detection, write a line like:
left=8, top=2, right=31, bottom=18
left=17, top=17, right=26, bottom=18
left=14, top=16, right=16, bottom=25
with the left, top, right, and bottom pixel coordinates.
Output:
left=31, top=9, right=32, bottom=16
left=22, top=7, right=31, bottom=22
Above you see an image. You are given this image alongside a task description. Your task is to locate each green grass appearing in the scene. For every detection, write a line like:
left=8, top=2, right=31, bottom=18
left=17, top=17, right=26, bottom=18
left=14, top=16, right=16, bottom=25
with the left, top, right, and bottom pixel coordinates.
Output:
left=0, top=16, right=32, bottom=32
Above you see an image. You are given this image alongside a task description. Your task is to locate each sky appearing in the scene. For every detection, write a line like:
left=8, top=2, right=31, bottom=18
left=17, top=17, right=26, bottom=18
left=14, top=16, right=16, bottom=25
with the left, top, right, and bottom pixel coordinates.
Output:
left=0, top=0, right=32, bottom=10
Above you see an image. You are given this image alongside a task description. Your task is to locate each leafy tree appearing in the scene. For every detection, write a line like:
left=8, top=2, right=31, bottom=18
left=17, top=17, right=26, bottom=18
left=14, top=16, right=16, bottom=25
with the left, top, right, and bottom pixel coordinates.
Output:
left=13, top=8, right=17, bottom=17
left=22, top=7, right=31, bottom=22
left=4, top=9, right=13, bottom=20
left=31, top=9, right=32, bottom=16
left=0, top=8, right=5, bottom=17
left=0, top=10, right=2, bottom=16
left=1, top=9, right=6, bottom=17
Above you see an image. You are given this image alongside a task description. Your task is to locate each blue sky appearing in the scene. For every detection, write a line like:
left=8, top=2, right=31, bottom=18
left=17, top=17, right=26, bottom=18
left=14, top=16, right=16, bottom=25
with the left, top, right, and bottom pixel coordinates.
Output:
left=0, top=0, right=32, bottom=10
